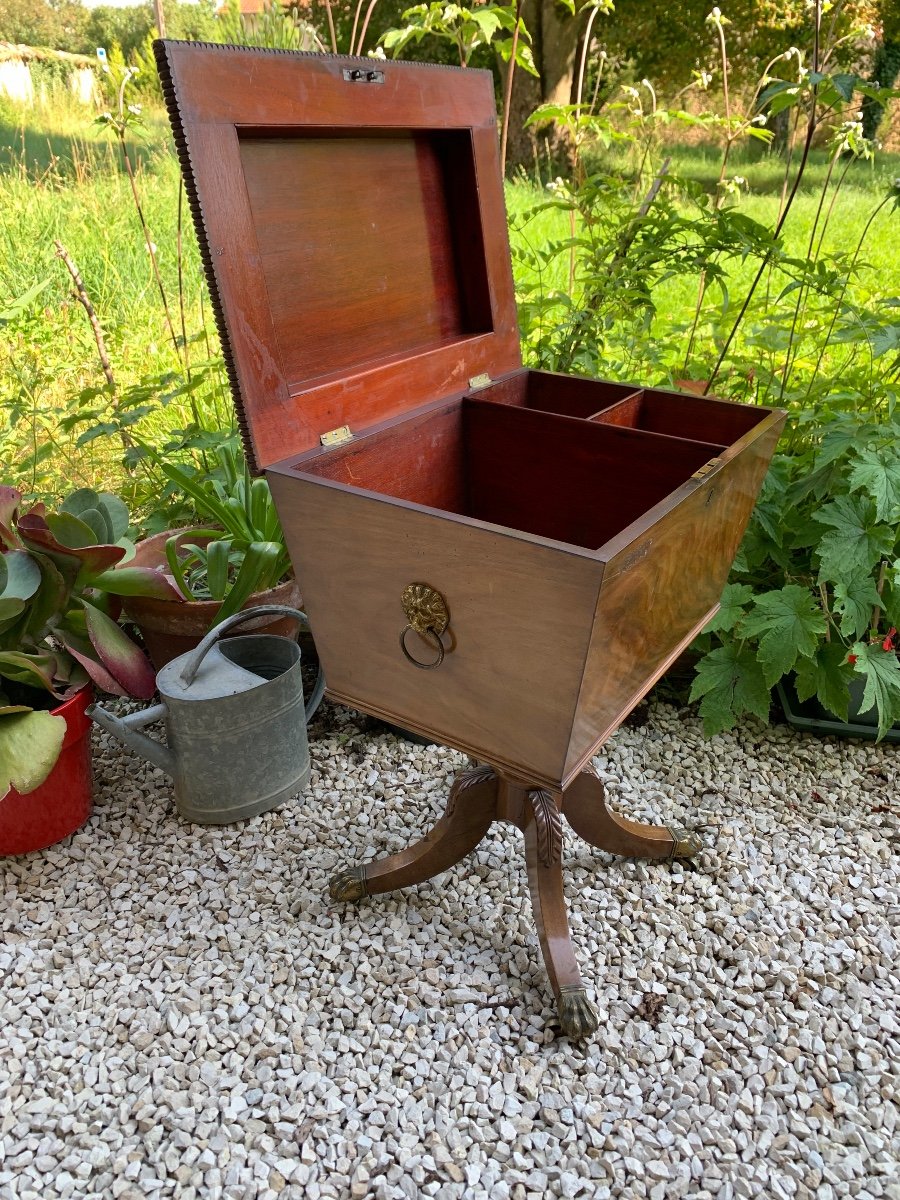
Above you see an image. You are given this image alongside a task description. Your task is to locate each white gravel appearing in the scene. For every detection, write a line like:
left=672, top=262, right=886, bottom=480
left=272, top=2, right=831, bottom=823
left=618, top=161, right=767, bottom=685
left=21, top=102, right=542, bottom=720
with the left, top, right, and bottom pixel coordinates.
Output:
left=1, top=698, right=898, bottom=1200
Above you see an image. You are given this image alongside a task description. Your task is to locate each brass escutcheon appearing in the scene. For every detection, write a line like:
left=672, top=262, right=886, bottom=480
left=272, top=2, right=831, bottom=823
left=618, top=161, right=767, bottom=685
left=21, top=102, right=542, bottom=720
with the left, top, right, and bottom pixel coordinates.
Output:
left=400, top=583, right=450, bottom=669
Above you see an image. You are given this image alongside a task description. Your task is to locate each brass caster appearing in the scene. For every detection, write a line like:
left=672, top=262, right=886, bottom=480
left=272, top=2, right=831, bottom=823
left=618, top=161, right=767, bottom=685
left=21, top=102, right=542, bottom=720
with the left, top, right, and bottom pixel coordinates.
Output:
left=329, top=865, right=368, bottom=903
left=557, top=986, right=600, bottom=1040
left=667, top=827, right=704, bottom=860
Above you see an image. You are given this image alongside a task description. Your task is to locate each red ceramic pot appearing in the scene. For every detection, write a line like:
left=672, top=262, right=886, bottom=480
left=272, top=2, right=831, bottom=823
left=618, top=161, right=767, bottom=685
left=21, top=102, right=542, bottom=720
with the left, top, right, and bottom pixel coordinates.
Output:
left=0, top=687, right=93, bottom=856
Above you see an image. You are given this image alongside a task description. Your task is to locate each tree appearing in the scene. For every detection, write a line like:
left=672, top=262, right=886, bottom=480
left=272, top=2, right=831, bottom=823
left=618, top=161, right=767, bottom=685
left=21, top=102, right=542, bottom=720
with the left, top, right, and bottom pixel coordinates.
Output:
left=503, top=0, right=608, bottom=171
left=0, top=0, right=87, bottom=51
left=861, top=0, right=900, bottom=140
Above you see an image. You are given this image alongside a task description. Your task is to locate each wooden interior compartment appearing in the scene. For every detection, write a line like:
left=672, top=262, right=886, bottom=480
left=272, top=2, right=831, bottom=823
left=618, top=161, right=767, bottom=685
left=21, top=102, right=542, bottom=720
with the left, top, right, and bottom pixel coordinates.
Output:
left=239, top=127, right=493, bottom=391
left=295, top=399, right=723, bottom=551
left=473, top=369, right=641, bottom=420
left=589, top=386, right=766, bottom=445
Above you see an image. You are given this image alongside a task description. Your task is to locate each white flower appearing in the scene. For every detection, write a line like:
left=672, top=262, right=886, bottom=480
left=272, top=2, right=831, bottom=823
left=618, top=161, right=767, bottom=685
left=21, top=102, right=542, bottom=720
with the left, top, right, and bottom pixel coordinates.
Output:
left=127, top=104, right=142, bottom=116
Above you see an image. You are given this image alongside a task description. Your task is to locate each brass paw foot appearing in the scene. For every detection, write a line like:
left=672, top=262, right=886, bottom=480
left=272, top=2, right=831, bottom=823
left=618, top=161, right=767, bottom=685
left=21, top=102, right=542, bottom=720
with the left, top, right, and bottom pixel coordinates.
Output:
left=666, top=827, right=704, bottom=860
left=557, top=986, right=599, bottom=1040
left=329, top=865, right=368, bottom=902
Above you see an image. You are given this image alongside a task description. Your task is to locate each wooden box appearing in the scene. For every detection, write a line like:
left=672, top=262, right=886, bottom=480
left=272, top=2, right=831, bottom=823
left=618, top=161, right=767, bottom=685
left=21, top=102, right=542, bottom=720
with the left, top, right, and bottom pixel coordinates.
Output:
left=157, top=41, right=785, bottom=1036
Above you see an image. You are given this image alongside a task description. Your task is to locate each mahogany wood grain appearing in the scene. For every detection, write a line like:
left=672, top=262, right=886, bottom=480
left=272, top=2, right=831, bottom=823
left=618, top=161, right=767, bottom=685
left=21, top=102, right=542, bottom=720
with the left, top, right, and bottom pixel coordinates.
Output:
left=241, top=132, right=491, bottom=387
left=524, top=843, right=583, bottom=998
left=267, top=460, right=602, bottom=789
left=155, top=40, right=522, bottom=472
left=563, top=769, right=676, bottom=858
left=358, top=765, right=498, bottom=896
left=524, top=371, right=641, bottom=418
left=464, top=400, right=724, bottom=550
left=564, top=409, right=786, bottom=782
left=592, top=386, right=767, bottom=444
left=300, top=399, right=466, bottom=512
left=470, top=370, right=641, bottom=420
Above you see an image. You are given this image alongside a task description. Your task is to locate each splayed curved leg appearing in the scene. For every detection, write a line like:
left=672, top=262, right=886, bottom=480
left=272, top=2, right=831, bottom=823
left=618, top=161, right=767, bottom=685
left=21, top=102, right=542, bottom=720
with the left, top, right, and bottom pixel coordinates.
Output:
left=329, top=764, right=498, bottom=901
left=563, top=769, right=701, bottom=860
left=520, top=784, right=599, bottom=1040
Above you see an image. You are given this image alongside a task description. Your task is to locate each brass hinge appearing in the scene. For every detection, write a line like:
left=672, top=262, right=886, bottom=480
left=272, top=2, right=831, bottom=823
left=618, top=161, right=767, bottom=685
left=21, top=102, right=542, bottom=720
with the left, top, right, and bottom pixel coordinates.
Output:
left=320, top=425, right=353, bottom=447
left=691, top=457, right=721, bottom=481
left=468, top=373, right=493, bottom=391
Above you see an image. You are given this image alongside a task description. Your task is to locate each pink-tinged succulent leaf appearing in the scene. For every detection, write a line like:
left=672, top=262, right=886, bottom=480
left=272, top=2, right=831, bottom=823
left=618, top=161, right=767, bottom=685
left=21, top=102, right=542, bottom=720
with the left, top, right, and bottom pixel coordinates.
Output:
left=0, top=708, right=67, bottom=800
left=0, top=488, right=21, bottom=540
left=0, top=650, right=61, bottom=696
left=58, top=629, right=129, bottom=698
left=81, top=600, right=156, bottom=698
left=92, top=565, right=186, bottom=602
left=17, top=510, right=125, bottom=580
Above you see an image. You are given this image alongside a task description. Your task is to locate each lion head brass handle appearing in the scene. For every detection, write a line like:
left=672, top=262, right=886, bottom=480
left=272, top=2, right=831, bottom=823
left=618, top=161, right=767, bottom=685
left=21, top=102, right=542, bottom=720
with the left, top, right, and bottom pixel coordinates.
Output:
left=400, top=583, right=450, bottom=670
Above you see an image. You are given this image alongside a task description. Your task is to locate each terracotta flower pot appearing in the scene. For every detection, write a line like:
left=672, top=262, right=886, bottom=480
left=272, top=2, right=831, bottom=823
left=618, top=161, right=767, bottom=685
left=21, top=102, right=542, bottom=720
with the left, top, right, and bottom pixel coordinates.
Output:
left=0, top=687, right=94, bottom=856
left=122, top=530, right=302, bottom=672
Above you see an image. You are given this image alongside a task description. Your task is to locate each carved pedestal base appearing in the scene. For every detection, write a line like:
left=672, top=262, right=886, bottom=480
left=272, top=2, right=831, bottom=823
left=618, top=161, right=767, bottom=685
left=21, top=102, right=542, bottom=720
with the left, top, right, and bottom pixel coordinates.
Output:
left=329, top=764, right=700, bottom=1040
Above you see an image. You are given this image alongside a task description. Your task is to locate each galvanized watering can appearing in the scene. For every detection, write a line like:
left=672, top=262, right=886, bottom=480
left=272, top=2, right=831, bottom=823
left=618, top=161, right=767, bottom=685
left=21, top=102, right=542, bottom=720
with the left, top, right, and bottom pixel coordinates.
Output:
left=88, top=606, right=324, bottom=825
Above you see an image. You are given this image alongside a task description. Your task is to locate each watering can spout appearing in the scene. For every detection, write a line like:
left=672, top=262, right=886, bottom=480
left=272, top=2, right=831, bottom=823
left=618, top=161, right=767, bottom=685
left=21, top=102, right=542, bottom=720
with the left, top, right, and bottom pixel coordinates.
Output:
left=87, top=702, right=177, bottom=777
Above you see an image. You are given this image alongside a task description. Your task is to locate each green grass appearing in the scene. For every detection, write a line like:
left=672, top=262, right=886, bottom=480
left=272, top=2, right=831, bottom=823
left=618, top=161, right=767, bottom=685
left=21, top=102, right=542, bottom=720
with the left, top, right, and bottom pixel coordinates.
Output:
left=2, top=93, right=899, bottom=510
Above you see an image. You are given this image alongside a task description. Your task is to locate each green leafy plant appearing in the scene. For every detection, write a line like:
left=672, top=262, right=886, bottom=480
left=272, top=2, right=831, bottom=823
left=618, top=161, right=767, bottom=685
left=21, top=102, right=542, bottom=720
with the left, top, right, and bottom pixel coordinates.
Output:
left=380, top=2, right=536, bottom=71
left=0, top=486, right=182, bottom=799
left=692, top=413, right=900, bottom=740
left=153, top=443, right=292, bottom=622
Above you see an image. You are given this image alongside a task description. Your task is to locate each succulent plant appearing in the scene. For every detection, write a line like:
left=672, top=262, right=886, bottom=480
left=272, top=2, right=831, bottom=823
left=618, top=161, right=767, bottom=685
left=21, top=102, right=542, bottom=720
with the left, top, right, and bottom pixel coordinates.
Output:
left=0, top=486, right=183, bottom=799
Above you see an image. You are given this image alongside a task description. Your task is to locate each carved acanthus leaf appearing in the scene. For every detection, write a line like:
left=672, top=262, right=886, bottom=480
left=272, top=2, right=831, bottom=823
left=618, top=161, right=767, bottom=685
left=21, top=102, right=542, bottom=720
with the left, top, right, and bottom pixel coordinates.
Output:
left=446, top=764, right=496, bottom=818
left=529, top=788, right=562, bottom=869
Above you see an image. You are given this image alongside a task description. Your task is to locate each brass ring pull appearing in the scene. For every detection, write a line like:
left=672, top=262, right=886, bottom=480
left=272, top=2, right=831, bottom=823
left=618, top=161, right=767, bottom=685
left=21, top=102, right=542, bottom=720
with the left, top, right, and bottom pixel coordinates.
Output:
left=400, top=624, right=445, bottom=670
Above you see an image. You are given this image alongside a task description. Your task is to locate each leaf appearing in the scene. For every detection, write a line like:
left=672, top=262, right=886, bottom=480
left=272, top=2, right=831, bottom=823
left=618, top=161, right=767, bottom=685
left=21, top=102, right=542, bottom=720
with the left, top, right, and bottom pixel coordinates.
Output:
left=849, top=642, right=900, bottom=740
left=79, top=601, right=156, bottom=698
left=58, top=629, right=129, bottom=699
left=17, top=512, right=125, bottom=580
left=793, top=643, right=853, bottom=722
left=832, top=575, right=882, bottom=640
left=91, top=566, right=185, bottom=602
left=206, top=539, right=232, bottom=602
left=0, top=598, right=25, bottom=626
left=689, top=642, right=770, bottom=735
left=740, top=586, right=827, bottom=687
left=46, top=511, right=99, bottom=548
left=98, top=493, right=130, bottom=541
left=0, top=550, right=41, bottom=602
left=0, top=709, right=66, bottom=800
left=848, top=448, right=900, bottom=523
left=215, top=542, right=280, bottom=621
left=813, top=494, right=895, bottom=584
left=0, top=487, right=21, bottom=536
left=704, top=583, right=755, bottom=635
left=830, top=73, right=858, bottom=103
left=0, top=650, right=60, bottom=695
left=0, top=278, right=51, bottom=324
left=60, top=488, right=101, bottom=518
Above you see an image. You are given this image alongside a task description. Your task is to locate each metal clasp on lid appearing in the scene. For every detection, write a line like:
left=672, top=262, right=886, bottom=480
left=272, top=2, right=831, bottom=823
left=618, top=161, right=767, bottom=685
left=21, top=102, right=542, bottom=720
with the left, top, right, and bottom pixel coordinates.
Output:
left=342, top=68, right=384, bottom=84
left=468, top=373, right=493, bottom=391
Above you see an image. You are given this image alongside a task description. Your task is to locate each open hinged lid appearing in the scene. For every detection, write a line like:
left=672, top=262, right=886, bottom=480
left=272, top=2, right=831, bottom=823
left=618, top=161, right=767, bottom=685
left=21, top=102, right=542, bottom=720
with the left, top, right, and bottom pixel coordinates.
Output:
left=155, top=40, right=522, bottom=473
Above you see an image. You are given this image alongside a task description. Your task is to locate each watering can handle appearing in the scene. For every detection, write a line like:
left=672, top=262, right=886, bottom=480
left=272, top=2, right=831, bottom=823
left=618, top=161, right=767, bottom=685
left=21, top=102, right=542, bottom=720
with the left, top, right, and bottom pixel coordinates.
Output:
left=180, top=605, right=309, bottom=687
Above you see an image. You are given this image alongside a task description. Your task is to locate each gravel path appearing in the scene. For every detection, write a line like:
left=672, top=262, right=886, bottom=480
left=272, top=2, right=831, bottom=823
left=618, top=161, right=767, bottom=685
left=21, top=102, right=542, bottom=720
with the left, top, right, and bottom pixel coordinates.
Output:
left=1, top=699, right=898, bottom=1200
